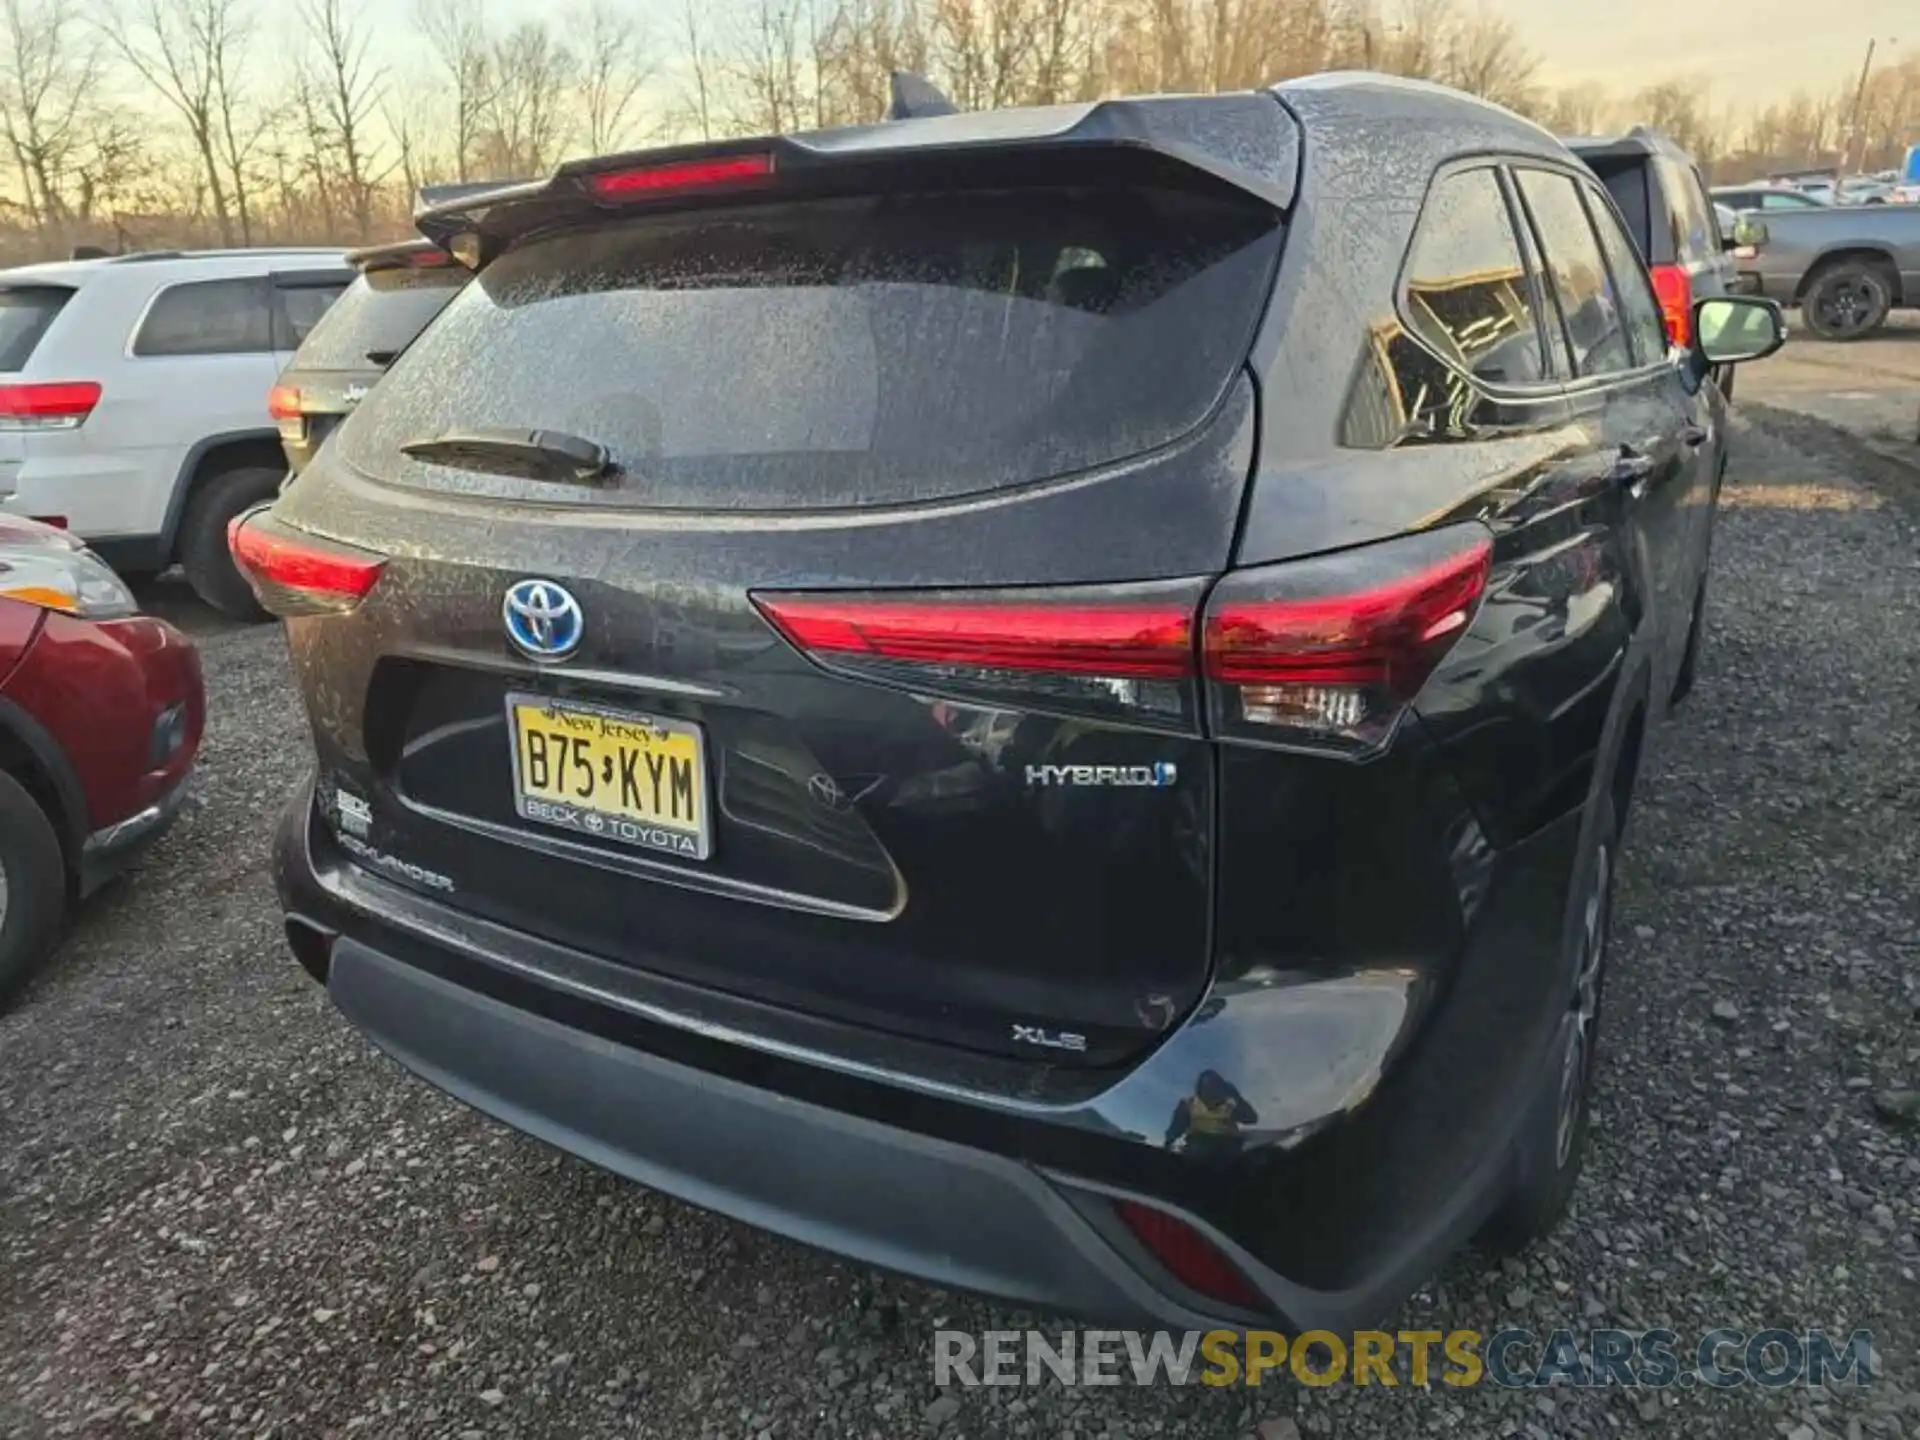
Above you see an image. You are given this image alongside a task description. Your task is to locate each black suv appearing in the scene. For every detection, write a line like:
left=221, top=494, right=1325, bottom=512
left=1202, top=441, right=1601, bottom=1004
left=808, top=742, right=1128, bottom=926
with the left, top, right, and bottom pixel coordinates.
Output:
left=271, top=239, right=471, bottom=477
left=1566, top=128, right=1741, bottom=396
left=238, top=75, right=1783, bottom=1331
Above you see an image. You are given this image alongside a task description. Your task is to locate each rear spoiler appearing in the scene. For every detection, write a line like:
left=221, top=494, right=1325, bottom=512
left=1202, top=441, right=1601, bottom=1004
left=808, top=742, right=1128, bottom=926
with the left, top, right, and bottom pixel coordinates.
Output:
left=415, top=94, right=1300, bottom=266
left=344, top=236, right=471, bottom=274
left=412, top=178, right=539, bottom=217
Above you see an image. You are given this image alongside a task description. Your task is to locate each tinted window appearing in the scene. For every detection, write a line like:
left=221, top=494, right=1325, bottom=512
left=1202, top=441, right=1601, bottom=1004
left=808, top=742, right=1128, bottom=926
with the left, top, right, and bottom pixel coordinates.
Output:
left=1400, top=168, right=1548, bottom=388
left=1516, top=170, right=1634, bottom=377
left=1659, top=159, right=1716, bottom=263
left=0, top=286, right=74, bottom=370
left=291, top=269, right=467, bottom=371
left=1582, top=183, right=1669, bottom=365
left=276, top=283, right=346, bottom=348
left=345, top=188, right=1283, bottom=510
left=1583, top=158, right=1652, bottom=257
left=133, top=278, right=274, bottom=357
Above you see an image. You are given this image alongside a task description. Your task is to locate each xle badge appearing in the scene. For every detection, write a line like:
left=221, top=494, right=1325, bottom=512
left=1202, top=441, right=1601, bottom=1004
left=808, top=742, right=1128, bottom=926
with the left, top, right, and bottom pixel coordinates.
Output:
left=1012, top=1024, right=1088, bottom=1053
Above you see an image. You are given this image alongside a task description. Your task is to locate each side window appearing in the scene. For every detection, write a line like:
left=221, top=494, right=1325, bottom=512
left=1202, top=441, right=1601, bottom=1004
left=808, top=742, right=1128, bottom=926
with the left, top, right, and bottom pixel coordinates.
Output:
left=1659, top=158, right=1715, bottom=263
left=1515, top=169, right=1634, bottom=378
left=132, top=278, right=275, bottom=357
left=1581, top=183, right=1669, bottom=365
left=274, top=283, right=347, bottom=349
left=1399, top=166, right=1550, bottom=389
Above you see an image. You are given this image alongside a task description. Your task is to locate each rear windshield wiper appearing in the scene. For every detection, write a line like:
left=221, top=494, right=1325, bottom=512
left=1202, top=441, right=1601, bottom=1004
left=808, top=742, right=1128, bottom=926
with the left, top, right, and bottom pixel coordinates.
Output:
left=400, top=427, right=611, bottom=484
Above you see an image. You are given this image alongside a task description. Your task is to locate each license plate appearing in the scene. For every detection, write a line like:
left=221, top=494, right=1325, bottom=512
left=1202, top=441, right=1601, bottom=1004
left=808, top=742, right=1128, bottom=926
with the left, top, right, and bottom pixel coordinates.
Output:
left=506, top=694, right=710, bottom=860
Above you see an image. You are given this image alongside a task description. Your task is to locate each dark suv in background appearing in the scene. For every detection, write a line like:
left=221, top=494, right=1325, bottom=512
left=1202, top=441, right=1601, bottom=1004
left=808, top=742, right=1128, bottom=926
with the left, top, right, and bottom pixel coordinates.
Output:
left=271, top=239, right=471, bottom=477
left=239, top=75, right=1783, bottom=1331
left=1566, top=127, right=1741, bottom=396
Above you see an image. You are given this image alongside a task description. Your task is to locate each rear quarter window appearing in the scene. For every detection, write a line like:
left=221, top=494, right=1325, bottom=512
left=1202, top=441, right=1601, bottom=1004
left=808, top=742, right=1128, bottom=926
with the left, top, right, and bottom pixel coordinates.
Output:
left=133, top=277, right=275, bottom=357
left=0, top=286, right=75, bottom=370
left=340, top=186, right=1283, bottom=511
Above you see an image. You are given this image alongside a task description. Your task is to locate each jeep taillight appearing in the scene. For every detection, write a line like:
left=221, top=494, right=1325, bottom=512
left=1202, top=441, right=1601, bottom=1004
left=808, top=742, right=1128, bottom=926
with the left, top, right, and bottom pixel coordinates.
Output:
left=0, top=381, right=101, bottom=431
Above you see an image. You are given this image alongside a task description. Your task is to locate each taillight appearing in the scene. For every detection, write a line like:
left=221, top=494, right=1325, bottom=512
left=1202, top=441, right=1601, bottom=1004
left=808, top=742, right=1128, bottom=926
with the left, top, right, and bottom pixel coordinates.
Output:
left=585, top=152, right=775, bottom=202
left=0, top=381, right=101, bottom=431
left=267, top=384, right=306, bottom=443
left=228, top=507, right=385, bottom=617
left=752, top=579, right=1206, bottom=729
left=1113, top=1199, right=1265, bottom=1311
left=1202, top=525, right=1492, bottom=757
left=1649, top=264, right=1693, bottom=348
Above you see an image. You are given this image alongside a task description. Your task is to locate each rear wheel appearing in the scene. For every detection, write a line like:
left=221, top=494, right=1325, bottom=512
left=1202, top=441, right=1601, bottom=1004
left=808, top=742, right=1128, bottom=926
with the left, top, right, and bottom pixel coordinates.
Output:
left=179, top=465, right=283, bottom=621
left=1800, top=259, right=1895, bottom=341
left=1480, top=791, right=1616, bottom=1251
left=0, top=769, right=69, bottom=1011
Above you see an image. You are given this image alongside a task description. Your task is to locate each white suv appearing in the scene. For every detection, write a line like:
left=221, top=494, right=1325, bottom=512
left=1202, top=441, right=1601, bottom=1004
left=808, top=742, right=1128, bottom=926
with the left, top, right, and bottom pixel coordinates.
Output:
left=0, top=248, right=350, bottom=617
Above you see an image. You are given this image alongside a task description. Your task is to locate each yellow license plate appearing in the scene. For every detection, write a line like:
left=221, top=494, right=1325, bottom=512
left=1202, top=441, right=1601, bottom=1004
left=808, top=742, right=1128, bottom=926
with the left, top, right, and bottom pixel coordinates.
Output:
left=507, top=695, right=709, bottom=860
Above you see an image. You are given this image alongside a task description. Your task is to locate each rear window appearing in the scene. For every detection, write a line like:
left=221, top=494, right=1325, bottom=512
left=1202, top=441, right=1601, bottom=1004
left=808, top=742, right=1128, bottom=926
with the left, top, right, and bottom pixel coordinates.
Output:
left=1583, top=157, right=1654, bottom=260
left=0, top=286, right=75, bottom=370
left=343, top=187, right=1282, bottom=510
left=292, top=269, right=466, bottom=371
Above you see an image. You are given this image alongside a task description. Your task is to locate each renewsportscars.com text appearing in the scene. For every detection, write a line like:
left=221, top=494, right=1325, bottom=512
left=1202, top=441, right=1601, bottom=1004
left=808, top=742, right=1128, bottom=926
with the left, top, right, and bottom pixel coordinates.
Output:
left=932, top=1328, right=1878, bottom=1389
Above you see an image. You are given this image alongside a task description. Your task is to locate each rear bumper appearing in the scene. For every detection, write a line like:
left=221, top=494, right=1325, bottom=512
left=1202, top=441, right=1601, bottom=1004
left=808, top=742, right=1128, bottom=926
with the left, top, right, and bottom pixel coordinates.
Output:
left=276, top=774, right=1581, bottom=1332
left=327, top=936, right=1230, bottom=1328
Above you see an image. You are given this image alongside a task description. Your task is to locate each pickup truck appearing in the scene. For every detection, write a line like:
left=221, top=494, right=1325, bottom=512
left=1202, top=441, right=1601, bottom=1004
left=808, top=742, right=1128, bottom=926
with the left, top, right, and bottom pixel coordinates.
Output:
left=1732, top=204, right=1920, bottom=339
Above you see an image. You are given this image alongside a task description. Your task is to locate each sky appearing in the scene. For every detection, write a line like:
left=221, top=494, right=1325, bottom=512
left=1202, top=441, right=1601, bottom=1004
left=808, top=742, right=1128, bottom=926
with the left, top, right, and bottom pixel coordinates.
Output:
left=1477, top=0, right=1903, bottom=97
left=344, top=0, right=1906, bottom=118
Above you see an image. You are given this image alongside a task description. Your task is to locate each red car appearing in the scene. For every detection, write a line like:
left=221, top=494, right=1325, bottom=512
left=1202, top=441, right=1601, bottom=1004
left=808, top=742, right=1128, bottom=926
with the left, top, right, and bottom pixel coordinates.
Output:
left=0, top=515, right=203, bottom=1007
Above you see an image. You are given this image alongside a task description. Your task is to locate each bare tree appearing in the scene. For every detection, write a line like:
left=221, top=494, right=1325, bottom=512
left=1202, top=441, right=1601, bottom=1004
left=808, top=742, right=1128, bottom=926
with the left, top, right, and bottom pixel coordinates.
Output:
left=1439, top=6, right=1537, bottom=113
left=731, top=0, right=807, bottom=133
left=478, top=20, right=575, bottom=176
left=0, top=0, right=118, bottom=234
left=675, top=0, right=717, bottom=141
left=100, top=0, right=258, bottom=243
left=297, top=0, right=383, bottom=238
left=415, top=0, right=494, bottom=181
left=573, top=0, right=651, bottom=154
left=813, top=0, right=928, bottom=127
left=382, top=76, right=451, bottom=195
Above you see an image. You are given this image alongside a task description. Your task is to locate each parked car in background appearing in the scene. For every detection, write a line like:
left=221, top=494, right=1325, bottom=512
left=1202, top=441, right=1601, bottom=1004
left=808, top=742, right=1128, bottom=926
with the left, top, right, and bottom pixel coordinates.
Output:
left=0, top=515, right=202, bottom=1007
left=272, top=239, right=470, bottom=478
left=1799, top=176, right=1894, bottom=206
left=1567, top=127, right=1741, bottom=394
left=242, top=74, right=1785, bottom=1332
left=1734, top=204, right=1920, bottom=339
left=1894, top=146, right=1920, bottom=205
left=0, top=248, right=349, bottom=618
left=1711, top=184, right=1827, bottom=212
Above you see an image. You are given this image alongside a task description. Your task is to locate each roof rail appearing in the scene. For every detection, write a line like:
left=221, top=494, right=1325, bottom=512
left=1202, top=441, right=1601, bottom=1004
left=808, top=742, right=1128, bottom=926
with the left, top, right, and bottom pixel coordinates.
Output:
left=888, top=71, right=958, bottom=121
left=105, top=250, right=187, bottom=264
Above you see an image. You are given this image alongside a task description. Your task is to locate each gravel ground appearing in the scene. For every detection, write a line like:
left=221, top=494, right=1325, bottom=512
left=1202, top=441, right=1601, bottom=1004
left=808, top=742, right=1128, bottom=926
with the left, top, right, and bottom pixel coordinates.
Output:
left=2, top=412, right=1918, bottom=1440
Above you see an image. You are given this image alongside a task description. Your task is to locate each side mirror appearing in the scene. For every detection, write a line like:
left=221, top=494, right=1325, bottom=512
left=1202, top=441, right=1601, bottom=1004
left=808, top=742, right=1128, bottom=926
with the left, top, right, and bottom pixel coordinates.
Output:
left=1693, top=296, right=1787, bottom=366
left=1731, top=214, right=1768, bottom=248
